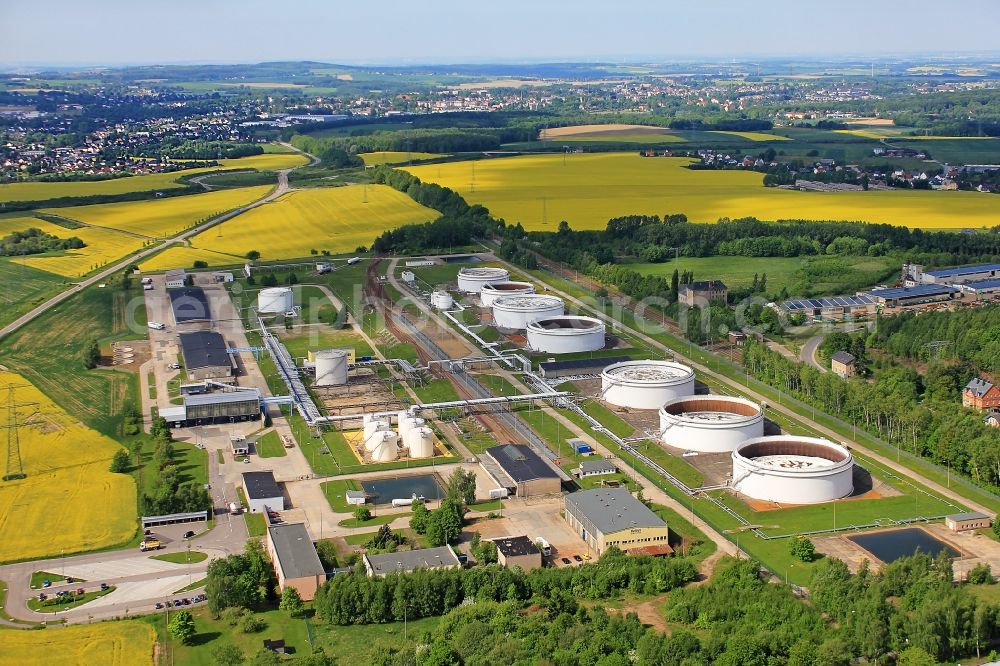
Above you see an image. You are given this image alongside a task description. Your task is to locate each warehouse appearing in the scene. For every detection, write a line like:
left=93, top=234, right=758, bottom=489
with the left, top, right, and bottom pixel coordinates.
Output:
left=564, top=488, right=670, bottom=556
left=266, top=523, right=326, bottom=601
left=492, top=535, right=542, bottom=570
left=780, top=294, right=876, bottom=321
left=158, top=390, right=261, bottom=427
left=483, top=444, right=563, bottom=497
left=864, top=284, right=960, bottom=308
left=242, top=470, right=285, bottom=513
left=959, top=279, right=1000, bottom=300
left=169, top=287, right=212, bottom=324
left=919, top=262, right=1000, bottom=286
left=164, top=268, right=187, bottom=289
left=178, top=331, right=234, bottom=380
left=364, top=545, right=462, bottom=576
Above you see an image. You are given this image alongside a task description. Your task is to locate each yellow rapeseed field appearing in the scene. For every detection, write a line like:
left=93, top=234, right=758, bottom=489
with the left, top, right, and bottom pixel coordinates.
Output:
left=41, top=185, right=272, bottom=237
left=0, top=216, right=145, bottom=278
left=0, top=150, right=305, bottom=203
left=360, top=151, right=445, bottom=166
left=404, top=153, right=1000, bottom=230
left=142, top=184, right=437, bottom=269
left=0, top=621, right=155, bottom=666
left=0, top=370, right=136, bottom=563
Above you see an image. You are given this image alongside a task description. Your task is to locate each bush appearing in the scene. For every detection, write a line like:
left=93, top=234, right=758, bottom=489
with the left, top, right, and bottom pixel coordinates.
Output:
left=192, top=260, right=208, bottom=269
left=789, top=537, right=816, bottom=562
left=968, top=562, right=994, bottom=585
left=240, top=612, right=267, bottom=633
left=109, top=449, right=130, bottom=473
left=353, top=505, right=372, bottom=522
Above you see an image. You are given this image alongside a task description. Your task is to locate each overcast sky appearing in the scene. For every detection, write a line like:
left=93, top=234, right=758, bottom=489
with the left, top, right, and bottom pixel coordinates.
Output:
left=2, top=0, right=999, bottom=66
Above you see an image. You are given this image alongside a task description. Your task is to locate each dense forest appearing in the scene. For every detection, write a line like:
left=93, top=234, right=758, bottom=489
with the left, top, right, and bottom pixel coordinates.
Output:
left=870, top=306, right=1000, bottom=375
left=0, top=227, right=84, bottom=256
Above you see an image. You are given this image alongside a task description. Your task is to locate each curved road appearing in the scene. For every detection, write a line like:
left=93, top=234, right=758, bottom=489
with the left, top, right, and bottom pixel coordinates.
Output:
left=801, top=334, right=826, bottom=372
left=0, top=143, right=317, bottom=343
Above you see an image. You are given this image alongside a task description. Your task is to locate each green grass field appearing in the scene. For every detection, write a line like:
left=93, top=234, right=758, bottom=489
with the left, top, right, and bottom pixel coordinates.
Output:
left=360, top=151, right=446, bottom=165
left=253, top=431, right=286, bottom=458
left=0, top=258, right=67, bottom=329
left=149, top=551, right=208, bottom=565
left=321, top=478, right=362, bottom=513
left=405, top=152, right=1000, bottom=230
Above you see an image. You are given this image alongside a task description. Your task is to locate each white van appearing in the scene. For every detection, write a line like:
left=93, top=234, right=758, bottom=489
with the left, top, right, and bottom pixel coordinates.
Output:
left=147, top=321, right=165, bottom=331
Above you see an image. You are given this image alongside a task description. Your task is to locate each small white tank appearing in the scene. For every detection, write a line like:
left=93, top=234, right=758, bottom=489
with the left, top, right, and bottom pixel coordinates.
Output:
left=257, top=287, right=294, bottom=314
left=314, top=349, right=349, bottom=386
left=407, top=426, right=435, bottom=458
left=364, top=420, right=392, bottom=448
left=431, top=291, right=454, bottom=310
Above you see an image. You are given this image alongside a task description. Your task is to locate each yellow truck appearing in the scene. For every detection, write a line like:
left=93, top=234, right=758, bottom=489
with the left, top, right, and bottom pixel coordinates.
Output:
left=139, top=539, right=161, bottom=552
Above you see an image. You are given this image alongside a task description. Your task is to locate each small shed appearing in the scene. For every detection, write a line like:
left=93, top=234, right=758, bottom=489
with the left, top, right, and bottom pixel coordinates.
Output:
left=945, top=512, right=991, bottom=532
left=346, top=490, right=367, bottom=506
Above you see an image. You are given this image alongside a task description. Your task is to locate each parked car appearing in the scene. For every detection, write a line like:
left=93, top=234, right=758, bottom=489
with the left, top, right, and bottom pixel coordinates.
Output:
left=144, top=529, right=152, bottom=536
left=42, top=580, right=51, bottom=588
left=76, top=588, right=85, bottom=595
left=561, top=557, right=571, bottom=565
left=243, top=457, right=250, bottom=464
left=100, top=583, right=109, bottom=591
left=183, top=530, right=195, bottom=539
left=573, top=555, right=583, bottom=562
left=155, top=602, right=163, bottom=610
left=66, top=577, right=74, bottom=584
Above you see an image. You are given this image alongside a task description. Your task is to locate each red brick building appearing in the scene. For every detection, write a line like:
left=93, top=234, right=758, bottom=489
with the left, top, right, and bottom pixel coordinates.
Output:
left=963, top=378, right=1000, bottom=411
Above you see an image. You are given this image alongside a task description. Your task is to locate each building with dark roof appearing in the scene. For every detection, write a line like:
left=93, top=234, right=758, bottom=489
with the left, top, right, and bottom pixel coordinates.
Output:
left=960, top=279, right=1000, bottom=300
left=491, top=535, right=542, bottom=570
left=178, top=331, right=234, bottom=380
left=266, top=523, right=326, bottom=601
left=159, top=390, right=261, bottom=427
left=830, top=351, right=856, bottom=379
left=920, top=263, right=1000, bottom=286
left=169, top=287, right=211, bottom=324
left=564, top=488, right=669, bottom=556
left=963, top=378, right=1000, bottom=412
left=678, top=280, right=728, bottom=307
left=242, top=471, right=284, bottom=513
left=483, top=444, right=562, bottom=497
left=865, top=284, right=959, bottom=308
left=780, top=294, right=876, bottom=321
left=363, top=546, right=461, bottom=577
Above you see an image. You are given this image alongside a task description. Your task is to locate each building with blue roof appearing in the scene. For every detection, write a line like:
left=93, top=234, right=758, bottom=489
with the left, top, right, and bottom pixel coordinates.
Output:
left=920, top=263, right=1000, bottom=285
left=959, top=279, right=1000, bottom=299
left=865, top=284, right=960, bottom=308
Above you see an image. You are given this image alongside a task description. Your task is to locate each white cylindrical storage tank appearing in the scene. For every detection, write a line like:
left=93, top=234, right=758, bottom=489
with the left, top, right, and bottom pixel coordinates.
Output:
left=601, top=360, right=695, bottom=410
left=363, top=416, right=389, bottom=440
left=457, top=266, right=509, bottom=293
left=431, top=291, right=454, bottom=310
left=732, top=436, right=854, bottom=505
left=370, top=435, right=399, bottom=462
left=257, top=287, right=294, bottom=314
left=526, top=316, right=605, bottom=354
left=659, top=395, right=764, bottom=452
left=492, top=294, right=564, bottom=330
left=364, top=423, right=392, bottom=449
left=407, top=426, right=435, bottom=459
left=480, top=281, right=535, bottom=307
left=314, top=349, right=349, bottom=387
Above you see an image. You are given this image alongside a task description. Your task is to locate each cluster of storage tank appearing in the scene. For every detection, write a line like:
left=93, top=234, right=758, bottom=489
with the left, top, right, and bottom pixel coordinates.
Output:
left=360, top=413, right=436, bottom=462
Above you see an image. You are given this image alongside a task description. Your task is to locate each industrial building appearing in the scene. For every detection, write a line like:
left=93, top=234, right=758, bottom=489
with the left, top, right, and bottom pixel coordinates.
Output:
left=266, top=523, right=326, bottom=601
left=831, top=351, right=857, bottom=379
left=564, top=489, right=670, bottom=556
left=959, top=279, right=1000, bottom=300
left=480, top=281, right=535, bottom=307
left=483, top=444, right=562, bottom=497
left=158, top=390, right=261, bottom=427
left=242, top=471, right=285, bottom=513
left=169, top=287, right=212, bottom=324
left=916, top=262, right=1000, bottom=286
left=492, top=294, right=564, bottom=330
left=178, top=331, right=234, bottom=380
left=164, top=268, right=187, bottom=289
left=492, top=535, right=542, bottom=570
left=526, top=316, right=606, bottom=354
left=678, top=280, right=728, bottom=307
left=457, top=266, right=509, bottom=293
left=659, top=395, right=764, bottom=453
left=601, top=360, right=695, bottom=410
left=945, top=512, right=992, bottom=532
left=731, top=436, right=854, bottom=505
left=363, top=545, right=462, bottom=576
left=864, top=284, right=960, bottom=308
left=963, top=378, right=1000, bottom=411
left=538, top=356, right=630, bottom=379
left=779, top=294, right=876, bottom=321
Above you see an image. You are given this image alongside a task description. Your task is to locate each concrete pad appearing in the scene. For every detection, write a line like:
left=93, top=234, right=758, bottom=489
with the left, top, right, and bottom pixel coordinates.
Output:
left=78, top=574, right=192, bottom=609
left=60, top=556, right=186, bottom=581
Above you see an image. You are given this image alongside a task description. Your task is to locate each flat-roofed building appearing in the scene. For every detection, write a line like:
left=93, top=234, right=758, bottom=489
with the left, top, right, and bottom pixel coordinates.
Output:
left=780, top=294, right=876, bottom=321
left=945, top=512, right=992, bottom=532
left=185, top=391, right=261, bottom=424
left=492, top=535, right=542, bottom=570
left=363, top=546, right=461, bottom=577
left=564, top=488, right=669, bottom=556
left=865, top=284, right=960, bottom=308
left=178, top=331, right=234, bottom=380
left=169, top=287, right=211, bottom=324
left=164, top=268, right=187, bottom=289
left=574, top=458, right=618, bottom=479
left=920, top=263, right=1000, bottom=286
left=266, top=523, right=326, bottom=601
left=538, top=356, right=630, bottom=379
left=242, top=471, right=284, bottom=513
left=483, top=444, right=563, bottom=498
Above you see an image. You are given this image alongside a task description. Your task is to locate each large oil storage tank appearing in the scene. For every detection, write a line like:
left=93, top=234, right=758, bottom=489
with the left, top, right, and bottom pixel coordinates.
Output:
left=492, top=294, right=564, bottom=330
left=314, top=348, right=349, bottom=387
left=732, top=436, right=854, bottom=505
left=601, top=360, right=695, bottom=410
left=407, top=426, right=435, bottom=458
left=526, top=316, right=605, bottom=354
left=431, top=291, right=454, bottom=310
left=659, top=395, right=764, bottom=452
left=369, top=435, right=399, bottom=462
left=480, top=281, right=535, bottom=307
left=365, top=427, right=398, bottom=455
left=457, top=266, right=509, bottom=293
left=257, top=287, right=294, bottom=314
